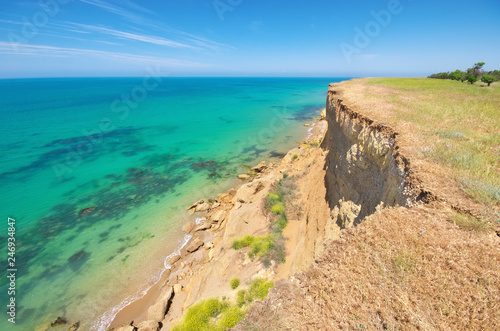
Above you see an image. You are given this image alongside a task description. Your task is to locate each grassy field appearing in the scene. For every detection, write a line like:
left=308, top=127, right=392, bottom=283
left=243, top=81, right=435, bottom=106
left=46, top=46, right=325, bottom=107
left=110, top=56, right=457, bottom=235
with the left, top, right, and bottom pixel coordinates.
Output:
left=366, top=78, right=499, bottom=214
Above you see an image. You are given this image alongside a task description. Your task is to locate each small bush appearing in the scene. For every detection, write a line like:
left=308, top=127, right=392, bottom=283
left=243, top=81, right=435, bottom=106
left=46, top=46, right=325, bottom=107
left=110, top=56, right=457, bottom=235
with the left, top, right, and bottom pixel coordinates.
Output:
left=172, top=298, right=227, bottom=331
left=271, top=203, right=284, bottom=215
left=230, top=277, right=240, bottom=289
left=233, top=235, right=274, bottom=260
left=232, top=235, right=254, bottom=250
left=292, top=153, right=298, bottom=160
left=248, top=278, right=274, bottom=301
left=217, top=306, right=246, bottom=329
left=311, top=141, right=319, bottom=147
left=237, top=289, right=247, bottom=307
left=248, top=235, right=274, bottom=259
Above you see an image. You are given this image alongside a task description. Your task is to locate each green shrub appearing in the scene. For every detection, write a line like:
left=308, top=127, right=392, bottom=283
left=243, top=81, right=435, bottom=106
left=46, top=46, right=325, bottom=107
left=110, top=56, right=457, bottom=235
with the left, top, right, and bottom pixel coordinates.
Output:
left=481, top=74, right=495, bottom=86
left=217, top=306, right=246, bottom=329
left=232, top=235, right=254, bottom=250
left=311, top=141, right=319, bottom=148
left=466, top=74, right=478, bottom=84
left=172, top=298, right=227, bottom=331
left=230, top=277, right=240, bottom=289
left=248, top=278, right=274, bottom=301
left=271, top=203, right=284, bottom=215
left=248, top=235, right=274, bottom=259
left=237, top=289, right=247, bottom=307
left=292, top=153, right=298, bottom=160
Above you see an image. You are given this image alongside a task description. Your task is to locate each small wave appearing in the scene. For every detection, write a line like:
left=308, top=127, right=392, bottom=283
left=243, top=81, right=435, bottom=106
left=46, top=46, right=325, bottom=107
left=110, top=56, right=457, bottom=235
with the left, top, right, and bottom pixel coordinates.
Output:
left=93, top=233, right=193, bottom=330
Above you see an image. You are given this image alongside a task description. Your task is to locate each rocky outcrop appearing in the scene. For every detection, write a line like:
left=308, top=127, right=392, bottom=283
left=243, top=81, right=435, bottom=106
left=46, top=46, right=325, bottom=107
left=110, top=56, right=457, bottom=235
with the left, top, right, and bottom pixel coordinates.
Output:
left=146, top=286, right=173, bottom=323
left=323, top=83, right=418, bottom=228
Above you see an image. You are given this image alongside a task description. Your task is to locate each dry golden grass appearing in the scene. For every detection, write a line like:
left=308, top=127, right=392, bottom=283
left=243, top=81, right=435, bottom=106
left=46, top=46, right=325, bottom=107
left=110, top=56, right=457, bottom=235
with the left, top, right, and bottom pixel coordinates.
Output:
left=237, top=206, right=500, bottom=330
left=365, top=78, right=500, bottom=211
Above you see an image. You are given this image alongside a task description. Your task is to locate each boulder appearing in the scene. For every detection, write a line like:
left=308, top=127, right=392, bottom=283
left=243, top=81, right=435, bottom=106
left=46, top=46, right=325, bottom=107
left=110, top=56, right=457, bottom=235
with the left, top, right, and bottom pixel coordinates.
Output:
left=187, top=199, right=204, bottom=210
left=194, top=221, right=212, bottom=232
left=146, top=286, right=173, bottom=323
left=320, top=108, right=326, bottom=120
left=50, top=317, right=67, bottom=327
left=195, top=203, right=210, bottom=212
left=174, top=284, right=183, bottom=294
left=185, top=238, right=204, bottom=253
left=68, top=321, right=80, bottom=331
left=182, top=221, right=195, bottom=234
left=135, top=320, right=159, bottom=331
left=228, top=188, right=237, bottom=196
left=237, top=174, right=250, bottom=180
left=168, top=255, right=181, bottom=265
left=251, top=161, right=267, bottom=173
left=304, top=123, right=310, bottom=127
left=204, top=241, right=214, bottom=250
left=211, top=210, right=226, bottom=223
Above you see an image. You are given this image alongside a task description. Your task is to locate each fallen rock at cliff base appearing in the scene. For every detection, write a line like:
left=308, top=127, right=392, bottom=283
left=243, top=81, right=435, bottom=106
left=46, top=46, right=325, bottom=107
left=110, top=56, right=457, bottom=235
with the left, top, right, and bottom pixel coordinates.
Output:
left=211, top=210, right=226, bottom=223
left=194, top=221, right=212, bottom=232
left=168, top=255, right=181, bottom=265
left=251, top=161, right=267, bottom=172
left=195, top=203, right=210, bottom=212
left=182, top=221, right=195, bottom=234
left=174, top=283, right=183, bottom=294
left=238, top=174, right=250, bottom=180
left=320, top=108, right=326, bottom=120
left=146, top=286, right=173, bottom=323
left=185, top=238, right=204, bottom=253
left=187, top=199, right=203, bottom=210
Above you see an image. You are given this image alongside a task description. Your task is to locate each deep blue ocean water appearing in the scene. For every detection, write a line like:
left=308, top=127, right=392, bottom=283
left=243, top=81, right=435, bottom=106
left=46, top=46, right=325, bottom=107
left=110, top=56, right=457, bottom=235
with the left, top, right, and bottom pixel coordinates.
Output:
left=0, top=77, right=346, bottom=330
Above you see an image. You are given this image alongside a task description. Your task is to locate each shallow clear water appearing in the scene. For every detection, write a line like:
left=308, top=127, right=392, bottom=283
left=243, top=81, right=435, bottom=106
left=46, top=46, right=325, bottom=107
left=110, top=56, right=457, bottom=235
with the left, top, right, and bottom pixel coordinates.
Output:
left=0, top=77, right=346, bottom=330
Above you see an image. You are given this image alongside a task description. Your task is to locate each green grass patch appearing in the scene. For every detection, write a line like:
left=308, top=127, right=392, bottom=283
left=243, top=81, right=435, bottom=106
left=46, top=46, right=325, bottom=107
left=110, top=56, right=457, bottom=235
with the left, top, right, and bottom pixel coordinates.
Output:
left=230, top=277, right=240, bottom=289
left=172, top=279, right=273, bottom=330
left=366, top=78, right=500, bottom=212
left=449, top=211, right=491, bottom=233
left=232, top=234, right=274, bottom=259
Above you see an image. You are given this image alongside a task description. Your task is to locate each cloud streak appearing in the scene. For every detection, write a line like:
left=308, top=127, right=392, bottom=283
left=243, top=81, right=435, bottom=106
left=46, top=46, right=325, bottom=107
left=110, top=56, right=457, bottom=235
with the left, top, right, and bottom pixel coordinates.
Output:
left=0, top=42, right=210, bottom=68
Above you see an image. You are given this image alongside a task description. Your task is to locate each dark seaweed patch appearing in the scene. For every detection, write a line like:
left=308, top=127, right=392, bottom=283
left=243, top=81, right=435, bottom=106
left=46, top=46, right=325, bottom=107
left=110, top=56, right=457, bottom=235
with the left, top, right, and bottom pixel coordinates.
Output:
left=242, top=145, right=267, bottom=157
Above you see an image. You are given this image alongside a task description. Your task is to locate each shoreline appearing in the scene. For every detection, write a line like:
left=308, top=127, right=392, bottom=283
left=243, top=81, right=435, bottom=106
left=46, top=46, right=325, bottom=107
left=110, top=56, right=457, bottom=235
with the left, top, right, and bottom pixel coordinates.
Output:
left=108, top=110, right=328, bottom=330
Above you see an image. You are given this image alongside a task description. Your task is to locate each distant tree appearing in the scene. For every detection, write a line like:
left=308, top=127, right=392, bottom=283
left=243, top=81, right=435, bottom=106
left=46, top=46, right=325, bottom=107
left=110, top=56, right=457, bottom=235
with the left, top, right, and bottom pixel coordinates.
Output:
left=466, top=74, right=478, bottom=84
left=468, top=62, right=485, bottom=78
left=439, top=72, right=449, bottom=79
left=474, top=62, right=485, bottom=71
left=481, top=75, right=495, bottom=86
left=450, top=70, right=465, bottom=81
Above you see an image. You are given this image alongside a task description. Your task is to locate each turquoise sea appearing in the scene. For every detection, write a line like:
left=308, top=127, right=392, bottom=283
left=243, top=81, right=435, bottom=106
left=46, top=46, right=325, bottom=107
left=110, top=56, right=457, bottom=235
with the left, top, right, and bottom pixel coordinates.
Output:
left=0, top=77, right=346, bottom=330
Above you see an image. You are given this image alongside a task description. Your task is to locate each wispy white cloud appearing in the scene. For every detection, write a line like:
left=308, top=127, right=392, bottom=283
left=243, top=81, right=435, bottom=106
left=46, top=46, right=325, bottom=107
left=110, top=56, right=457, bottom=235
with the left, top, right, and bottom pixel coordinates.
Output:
left=66, top=22, right=199, bottom=49
left=76, top=0, right=150, bottom=25
left=0, top=42, right=210, bottom=68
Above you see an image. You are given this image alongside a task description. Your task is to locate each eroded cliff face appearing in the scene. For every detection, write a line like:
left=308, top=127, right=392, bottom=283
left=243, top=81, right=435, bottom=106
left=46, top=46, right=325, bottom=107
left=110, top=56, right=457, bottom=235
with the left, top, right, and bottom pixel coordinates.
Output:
left=323, top=83, right=417, bottom=228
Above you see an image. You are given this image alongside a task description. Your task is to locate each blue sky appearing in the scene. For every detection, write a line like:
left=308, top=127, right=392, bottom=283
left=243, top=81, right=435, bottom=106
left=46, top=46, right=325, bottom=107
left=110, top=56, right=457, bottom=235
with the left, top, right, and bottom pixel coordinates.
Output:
left=0, top=0, right=499, bottom=78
